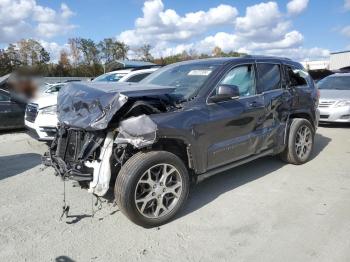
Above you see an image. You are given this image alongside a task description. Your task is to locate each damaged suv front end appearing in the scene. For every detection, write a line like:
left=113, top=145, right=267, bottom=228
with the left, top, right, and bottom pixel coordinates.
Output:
left=45, top=57, right=318, bottom=227
left=45, top=82, right=178, bottom=196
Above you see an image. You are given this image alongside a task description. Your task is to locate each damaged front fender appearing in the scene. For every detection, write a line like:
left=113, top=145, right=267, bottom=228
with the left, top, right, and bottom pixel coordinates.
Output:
left=115, top=114, right=157, bottom=148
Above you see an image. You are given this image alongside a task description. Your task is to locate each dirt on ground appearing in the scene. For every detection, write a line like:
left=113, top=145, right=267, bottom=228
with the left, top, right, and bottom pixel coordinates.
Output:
left=0, top=125, right=350, bottom=262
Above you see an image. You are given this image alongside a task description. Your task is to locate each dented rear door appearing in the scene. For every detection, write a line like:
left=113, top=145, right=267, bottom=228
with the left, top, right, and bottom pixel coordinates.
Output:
left=255, top=62, right=291, bottom=152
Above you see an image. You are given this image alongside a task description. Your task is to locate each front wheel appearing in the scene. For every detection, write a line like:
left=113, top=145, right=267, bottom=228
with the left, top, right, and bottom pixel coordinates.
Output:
left=280, top=118, right=315, bottom=165
left=114, top=151, right=190, bottom=228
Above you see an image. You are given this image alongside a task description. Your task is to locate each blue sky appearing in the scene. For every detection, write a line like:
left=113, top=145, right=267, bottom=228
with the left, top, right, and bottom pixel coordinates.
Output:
left=1, top=0, right=350, bottom=61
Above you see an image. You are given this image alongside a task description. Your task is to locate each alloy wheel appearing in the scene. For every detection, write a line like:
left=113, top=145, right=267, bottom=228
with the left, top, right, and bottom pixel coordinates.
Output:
left=134, top=164, right=183, bottom=218
left=295, top=125, right=313, bottom=161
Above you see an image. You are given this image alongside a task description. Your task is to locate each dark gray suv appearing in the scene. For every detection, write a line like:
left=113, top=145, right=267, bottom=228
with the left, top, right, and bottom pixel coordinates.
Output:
left=45, top=56, right=319, bottom=227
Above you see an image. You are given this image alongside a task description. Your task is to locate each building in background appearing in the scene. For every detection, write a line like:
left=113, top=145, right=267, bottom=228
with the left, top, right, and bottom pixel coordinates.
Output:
left=301, top=60, right=330, bottom=70
left=330, top=51, right=350, bottom=71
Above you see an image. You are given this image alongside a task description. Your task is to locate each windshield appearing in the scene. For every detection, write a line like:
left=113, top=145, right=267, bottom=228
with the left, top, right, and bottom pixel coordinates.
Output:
left=93, top=72, right=126, bottom=82
left=318, top=76, right=350, bottom=90
left=140, top=62, right=219, bottom=99
left=45, top=84, right=65, bottom=93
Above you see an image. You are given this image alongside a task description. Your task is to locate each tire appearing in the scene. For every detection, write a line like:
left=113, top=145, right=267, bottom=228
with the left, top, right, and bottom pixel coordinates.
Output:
left=280, top=118, right=315, bottom=165
left=114, top=151, right=190, bottom=228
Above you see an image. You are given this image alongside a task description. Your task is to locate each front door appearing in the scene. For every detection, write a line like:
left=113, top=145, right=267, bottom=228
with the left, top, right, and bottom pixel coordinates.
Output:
left=197, top=64, right=266, bottom=170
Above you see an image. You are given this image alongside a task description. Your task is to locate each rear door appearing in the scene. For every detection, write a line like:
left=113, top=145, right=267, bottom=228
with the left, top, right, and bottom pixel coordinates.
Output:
left=199, top=63, right=267, bottom=170
left=284, top=65, right=316, bottom=112
left=255, top=62, right=291, bottom=150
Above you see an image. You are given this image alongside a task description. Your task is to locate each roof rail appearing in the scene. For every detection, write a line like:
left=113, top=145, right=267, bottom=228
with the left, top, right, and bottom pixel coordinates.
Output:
left=243, top=55, right=292, bottom=60
left=129, top=65, right=161, bottom=71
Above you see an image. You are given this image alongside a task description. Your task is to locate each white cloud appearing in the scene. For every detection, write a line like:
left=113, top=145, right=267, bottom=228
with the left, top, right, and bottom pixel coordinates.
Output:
left=236, top=2, right=281, bottom=32
left=263, top=47, right=330, bottom=61
left=118, top=0, right=238, bottom=47
left=120, top=0, right=326, bottom=61
left=39, top=40, right=69, bottom=62
left=345, top=0, right=350, bottom=10
left=0, top=0, right=75, bottom=44
left=287, top=0, right=309, bottom=15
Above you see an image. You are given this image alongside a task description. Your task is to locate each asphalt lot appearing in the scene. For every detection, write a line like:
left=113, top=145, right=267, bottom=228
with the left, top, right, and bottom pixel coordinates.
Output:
left=0, top=125, right=349, bottom=262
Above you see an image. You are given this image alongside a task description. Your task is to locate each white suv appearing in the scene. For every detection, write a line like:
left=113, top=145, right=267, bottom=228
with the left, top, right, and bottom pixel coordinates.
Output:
left=26, top=68, right=159, bottom=141
left=92, top=67, right=159, bottom=83
left=25, top=83, right=65, bottom=141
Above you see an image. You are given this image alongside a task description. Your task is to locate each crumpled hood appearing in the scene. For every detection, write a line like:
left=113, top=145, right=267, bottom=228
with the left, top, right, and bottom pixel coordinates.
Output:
left=57, top=82, right=175, bottom=130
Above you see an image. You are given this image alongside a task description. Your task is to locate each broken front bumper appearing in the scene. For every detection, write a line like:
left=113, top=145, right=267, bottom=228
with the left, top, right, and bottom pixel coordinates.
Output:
left=43, top=115, right=158, bottom=196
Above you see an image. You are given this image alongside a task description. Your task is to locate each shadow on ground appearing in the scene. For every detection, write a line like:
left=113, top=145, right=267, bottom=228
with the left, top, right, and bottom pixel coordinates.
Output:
left=319, top=122, right=350, bottom=129
left=179, top=132, right=331, bottom=219
left=0, top=128, right=25, bottom=135
left=0, top=153, right=42, bottom=180
left=55, top=256, right=76, bottom=262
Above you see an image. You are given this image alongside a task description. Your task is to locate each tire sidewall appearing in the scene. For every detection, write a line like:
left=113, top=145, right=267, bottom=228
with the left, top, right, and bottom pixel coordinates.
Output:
left=288, top=119, right=314, bottom=164
left=119, top=151, right=190, bottom=227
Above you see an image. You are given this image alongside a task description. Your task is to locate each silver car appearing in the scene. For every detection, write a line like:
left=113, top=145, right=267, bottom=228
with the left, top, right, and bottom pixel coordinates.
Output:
left=318, top=73, right=350, bottom=123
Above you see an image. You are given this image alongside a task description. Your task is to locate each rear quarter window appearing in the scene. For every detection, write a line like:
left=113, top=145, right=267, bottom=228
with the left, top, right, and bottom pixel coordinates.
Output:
left=286, top=66, right=310, bottom=88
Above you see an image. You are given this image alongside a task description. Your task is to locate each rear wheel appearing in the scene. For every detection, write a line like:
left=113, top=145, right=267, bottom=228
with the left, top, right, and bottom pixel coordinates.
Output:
left=280, top=118, right=314, bottom=165
left=115, top=151, right=189, bottom=227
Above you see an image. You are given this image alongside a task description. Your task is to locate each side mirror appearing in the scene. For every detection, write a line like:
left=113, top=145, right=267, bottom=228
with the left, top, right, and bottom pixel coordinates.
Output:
left=209, top=84, right=239, bottom=103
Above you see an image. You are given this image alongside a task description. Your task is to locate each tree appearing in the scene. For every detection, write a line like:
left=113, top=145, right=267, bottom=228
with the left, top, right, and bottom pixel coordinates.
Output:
left=98, top=38, right=115, bottom=63
left=98, top=39, right=130, bottom=63
left=212, top=46, right=224, bottom=57
left=68, top=38, right=81, bottom=67
left=136, top=44, right=153, bottom=61
left=77, top=38, right=100, bottom=65
left=114, top=41, right=129, bottom=60
left=59, top=50, right=70, bottom=68
left=39, top=48, right=50, bottom=64
left=56, top=50, right=71, bottom=76
left=17, top=39, right=50, bottom=66
left=6, top=44, right=21, bottom=68
left=0, top=49, right=12, bottom=76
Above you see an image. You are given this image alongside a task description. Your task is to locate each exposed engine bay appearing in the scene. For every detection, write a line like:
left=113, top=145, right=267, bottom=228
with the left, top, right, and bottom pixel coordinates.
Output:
left=44, top=82, right=180, bottom=196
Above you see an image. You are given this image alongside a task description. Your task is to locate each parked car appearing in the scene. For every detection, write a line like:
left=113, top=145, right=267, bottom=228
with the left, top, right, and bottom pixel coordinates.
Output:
left=44, top=56, right=319, bottom=227
left=93, top=67, right=160, bottom=83
left=317, top=73, right=350, bottom=123
left=0, top=89, right=26, bottom=130
left=118, top=68, right=159, bottom=82
left=25, top=83, right=65, bottom=141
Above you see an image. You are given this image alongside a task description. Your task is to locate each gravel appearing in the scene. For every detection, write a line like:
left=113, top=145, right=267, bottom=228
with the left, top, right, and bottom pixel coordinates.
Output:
left=0, top=126, right=350, bottom=262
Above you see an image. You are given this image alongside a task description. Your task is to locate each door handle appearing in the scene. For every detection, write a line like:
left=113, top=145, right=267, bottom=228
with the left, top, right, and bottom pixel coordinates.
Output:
left=249, top=101, right=260, bottom=107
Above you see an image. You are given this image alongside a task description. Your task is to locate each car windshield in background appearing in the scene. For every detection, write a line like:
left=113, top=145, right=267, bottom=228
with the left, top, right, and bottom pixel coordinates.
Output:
left=46, top=84, right=65, bottom=93
left=140, top=62, right=218, bottom=99
left=93, top=73, right=125, bottom=82
left=318, top=76, right=350, bottom=90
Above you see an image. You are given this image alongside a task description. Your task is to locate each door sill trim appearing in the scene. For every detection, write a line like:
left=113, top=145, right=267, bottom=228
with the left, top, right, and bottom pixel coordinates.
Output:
left=197, top=149, right=274, bottom=183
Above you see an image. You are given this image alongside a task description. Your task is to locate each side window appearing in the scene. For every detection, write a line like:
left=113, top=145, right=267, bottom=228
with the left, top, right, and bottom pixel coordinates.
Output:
left=0, top=92, right=10, bottom=102
left=127, top=73, right=151, bottom=83
left=286, top=66, right=309, bottom=87
left=218, top=64, right=256, bottom=97
left=257, top=63, right=281, bottom=93
left=107, top=74, right=121, bottom=82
